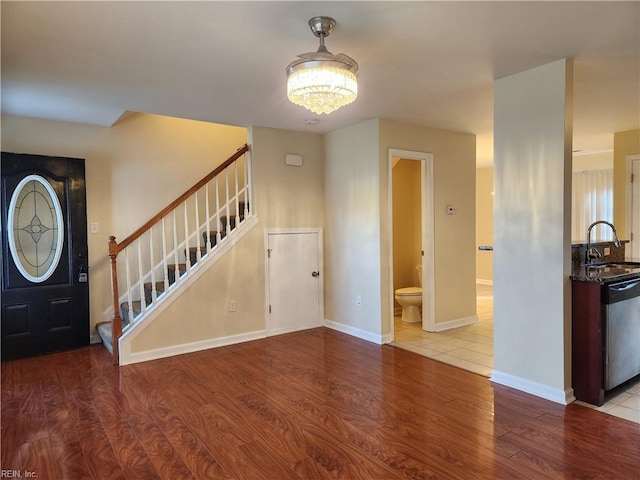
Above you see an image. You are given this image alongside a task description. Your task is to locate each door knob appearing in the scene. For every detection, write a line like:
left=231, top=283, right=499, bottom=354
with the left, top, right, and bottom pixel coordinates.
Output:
left=312, top=271, right=320, bottom=277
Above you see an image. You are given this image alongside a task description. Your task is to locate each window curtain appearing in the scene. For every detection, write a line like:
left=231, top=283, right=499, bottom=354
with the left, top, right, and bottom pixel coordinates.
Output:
left=572, top=169, right=614, bottom=242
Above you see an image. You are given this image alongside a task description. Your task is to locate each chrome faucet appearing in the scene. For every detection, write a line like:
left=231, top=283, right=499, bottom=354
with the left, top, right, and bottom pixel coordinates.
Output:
left=585, top=220, right=621, bottom=264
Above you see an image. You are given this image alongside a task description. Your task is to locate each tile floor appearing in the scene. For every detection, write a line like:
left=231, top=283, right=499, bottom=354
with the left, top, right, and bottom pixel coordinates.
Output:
left=391, top=283, right=640, bottom=424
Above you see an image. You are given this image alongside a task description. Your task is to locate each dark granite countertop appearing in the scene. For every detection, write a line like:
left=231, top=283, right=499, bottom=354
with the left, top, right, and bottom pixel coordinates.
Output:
left=571, top=240, right=630, bottom=247
left=571, top=258, right=640, bottom=283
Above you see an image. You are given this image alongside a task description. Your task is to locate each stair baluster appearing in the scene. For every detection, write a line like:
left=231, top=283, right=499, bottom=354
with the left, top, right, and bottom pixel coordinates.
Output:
left=161, top=218, right=170, bottom=294
left=215, top=176, right=222, bottom=246
left=234, top=161, right=240, bottom=230
left=225, top=169, right=231, bottom=236
left=205, top=184, right=211, bottom=253
left=194, top=191, right=202, bottom=264
left=149, top=226, right=157, bottom=304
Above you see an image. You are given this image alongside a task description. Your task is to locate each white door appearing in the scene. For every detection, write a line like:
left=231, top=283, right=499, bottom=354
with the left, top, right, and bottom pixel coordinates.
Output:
left=266, top=231, right=322, bottom=335
left=632, top=158, right=640, bottom=258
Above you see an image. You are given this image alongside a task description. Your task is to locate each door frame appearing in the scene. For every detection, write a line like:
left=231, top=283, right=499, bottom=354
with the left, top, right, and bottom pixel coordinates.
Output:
left=387, top=149, right=435, bottom=337
left=264, top=228, right=324, bottom=335
left=627, top=154, right=640, bottom=257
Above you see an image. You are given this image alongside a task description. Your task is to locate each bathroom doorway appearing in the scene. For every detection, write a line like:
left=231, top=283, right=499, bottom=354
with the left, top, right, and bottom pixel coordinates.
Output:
left=388, top=149, right=434, bottom=339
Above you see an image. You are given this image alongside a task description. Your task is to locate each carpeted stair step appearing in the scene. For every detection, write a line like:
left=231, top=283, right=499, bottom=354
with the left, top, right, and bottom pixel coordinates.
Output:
left=220, top=214, right=244, bottom=232
left=96, top=321, right=114, bottom=354
left=186, top=247, right=208, bottom=265
left=95, top=301, right=135, bottom=354
left=202, top=230, right=226, bottom=247
left=167, top=263, right=187, bottom=283
left=120, top=300, right=141, bottom=325
left=144, top=281, right=167, bottom=305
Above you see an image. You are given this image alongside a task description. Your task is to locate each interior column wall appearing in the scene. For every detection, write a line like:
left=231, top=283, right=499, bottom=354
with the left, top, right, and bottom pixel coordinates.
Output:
left=492, top=59, right=574, bottom=404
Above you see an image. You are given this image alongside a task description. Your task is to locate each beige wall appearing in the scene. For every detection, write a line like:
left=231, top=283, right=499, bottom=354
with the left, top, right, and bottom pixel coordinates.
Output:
left=325, top=118, right=476, bottom=340
left=1, top=113, right=247, bottom=339
left=379, top=119, right=477, bottom=333
left=324, top=119, right=382, bottom=336
left=572, top=151, right=613, bottom=172
left=613, top=129, right=640, bottom=239
left=392, top=159, right=422, bottom=298
left=129, top=126, right=325, bottom=353
left=476, top=167, right=493, bottom=283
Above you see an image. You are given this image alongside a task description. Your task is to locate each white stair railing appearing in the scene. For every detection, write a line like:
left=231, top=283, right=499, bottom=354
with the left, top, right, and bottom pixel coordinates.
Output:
left=108, top=144, right=251, bottom=364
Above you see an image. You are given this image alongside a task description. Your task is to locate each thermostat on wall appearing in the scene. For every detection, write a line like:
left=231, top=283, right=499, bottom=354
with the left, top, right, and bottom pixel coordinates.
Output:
left=285, top=154, right=303, bottom=167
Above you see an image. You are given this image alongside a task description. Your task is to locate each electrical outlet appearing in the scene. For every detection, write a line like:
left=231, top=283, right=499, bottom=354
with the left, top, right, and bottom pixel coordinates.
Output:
left=90, top=222, right=99, bottom=234
left=229, top=300, right=236, bottom=312
left=356, top=295, right=362, bottom=306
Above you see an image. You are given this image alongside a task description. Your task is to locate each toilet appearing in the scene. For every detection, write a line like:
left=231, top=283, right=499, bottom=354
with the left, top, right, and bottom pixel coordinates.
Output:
left=395, top=265, right=422, bottom=324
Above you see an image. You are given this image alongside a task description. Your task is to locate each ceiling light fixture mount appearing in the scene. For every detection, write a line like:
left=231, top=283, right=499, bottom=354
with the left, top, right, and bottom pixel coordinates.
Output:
left=286, top=16, right=358, bottom=115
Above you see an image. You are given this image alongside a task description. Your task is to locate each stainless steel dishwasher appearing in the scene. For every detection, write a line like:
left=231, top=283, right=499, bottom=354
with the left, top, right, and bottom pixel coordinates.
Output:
left=603, top=278, right=640, bottom=390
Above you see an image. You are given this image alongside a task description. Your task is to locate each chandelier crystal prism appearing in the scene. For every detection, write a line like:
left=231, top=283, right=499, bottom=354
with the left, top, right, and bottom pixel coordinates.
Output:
left=286, top=16, right=358, bottom=115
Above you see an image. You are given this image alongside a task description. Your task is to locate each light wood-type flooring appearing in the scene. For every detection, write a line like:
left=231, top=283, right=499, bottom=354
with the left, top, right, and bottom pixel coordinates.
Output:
left=2, top=328, right=639, bottom=479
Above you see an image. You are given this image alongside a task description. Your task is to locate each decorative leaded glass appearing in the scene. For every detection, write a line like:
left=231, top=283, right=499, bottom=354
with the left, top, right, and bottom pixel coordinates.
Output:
left=7, top=175, right=64, bottom=283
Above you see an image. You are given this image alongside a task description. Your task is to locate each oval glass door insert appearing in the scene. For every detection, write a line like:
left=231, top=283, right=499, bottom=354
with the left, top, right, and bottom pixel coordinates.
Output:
left=7, top=175, right=64, bottom=283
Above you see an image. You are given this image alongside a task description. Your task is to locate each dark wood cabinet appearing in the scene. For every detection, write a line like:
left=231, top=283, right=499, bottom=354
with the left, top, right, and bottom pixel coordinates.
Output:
left=572, top=280, right=606, bottom=406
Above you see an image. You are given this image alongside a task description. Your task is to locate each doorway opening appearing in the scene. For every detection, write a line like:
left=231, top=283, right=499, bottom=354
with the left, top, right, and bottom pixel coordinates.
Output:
left=389, top=152, right=494, bottom=377
left=387, top=149, right=434, bottom=340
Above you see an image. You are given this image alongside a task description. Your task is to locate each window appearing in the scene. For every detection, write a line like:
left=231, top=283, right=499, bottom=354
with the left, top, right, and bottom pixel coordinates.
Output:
left=572, top=169, right=614, bottom=242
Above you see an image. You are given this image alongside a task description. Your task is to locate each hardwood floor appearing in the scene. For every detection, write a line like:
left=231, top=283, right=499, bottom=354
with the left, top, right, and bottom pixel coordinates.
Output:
left=2, top=328, right=639, bottom=479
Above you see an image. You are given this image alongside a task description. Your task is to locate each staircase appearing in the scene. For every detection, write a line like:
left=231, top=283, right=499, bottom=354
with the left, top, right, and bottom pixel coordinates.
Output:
left=96, top=145, right=252, bottom=364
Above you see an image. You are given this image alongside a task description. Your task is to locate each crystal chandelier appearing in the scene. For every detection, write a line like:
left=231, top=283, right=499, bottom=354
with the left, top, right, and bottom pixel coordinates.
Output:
left=286, top=16, right=358, bottom=115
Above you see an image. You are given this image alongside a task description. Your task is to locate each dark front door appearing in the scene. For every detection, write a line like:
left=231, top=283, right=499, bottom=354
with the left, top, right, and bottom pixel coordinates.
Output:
left=1, top=152, right=89, bottom=361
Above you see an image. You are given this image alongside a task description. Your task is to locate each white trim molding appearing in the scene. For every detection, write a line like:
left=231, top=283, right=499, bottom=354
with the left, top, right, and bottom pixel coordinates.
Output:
left=120, top=330, right=266, bottom=366
left=325, top=319, right=385, bottom=345
left=433, top=315, right=478, bottom=332
left=491, top=370, right=576, bottom=405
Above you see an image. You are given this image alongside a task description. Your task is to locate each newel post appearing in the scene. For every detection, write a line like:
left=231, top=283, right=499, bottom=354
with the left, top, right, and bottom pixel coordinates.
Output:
left=108, top=236, right=123, bottom=365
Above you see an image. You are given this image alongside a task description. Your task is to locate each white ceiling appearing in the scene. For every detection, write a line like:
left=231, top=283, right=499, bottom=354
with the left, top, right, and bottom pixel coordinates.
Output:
left=2, top=1, right=639, bottom=166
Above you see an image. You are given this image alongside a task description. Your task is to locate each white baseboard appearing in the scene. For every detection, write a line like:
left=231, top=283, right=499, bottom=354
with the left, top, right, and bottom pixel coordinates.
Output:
left=433, top=315, right=478, bottom=332
left=491, top=370, right=576, bottom=405
left=476, top=279, right=493, bottom=286
left=120, top=329, right=266, bottom=366
left=267, top=322, right=322, bottom=337
left=324, top=319, right=384, bottom=345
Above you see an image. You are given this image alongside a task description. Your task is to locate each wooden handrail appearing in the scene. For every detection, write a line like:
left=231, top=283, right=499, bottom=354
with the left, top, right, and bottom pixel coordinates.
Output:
left=116, top=144, right=249, bottom=252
